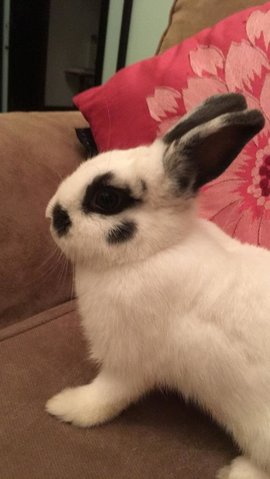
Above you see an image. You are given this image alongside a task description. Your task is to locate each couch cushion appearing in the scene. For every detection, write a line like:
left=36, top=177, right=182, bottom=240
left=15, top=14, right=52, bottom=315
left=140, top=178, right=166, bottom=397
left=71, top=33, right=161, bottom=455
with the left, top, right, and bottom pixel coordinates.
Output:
left=0, top=302, right=236, bottom=479
left=0, top=111, right=88, bottom=328
left=157, top=0, right=267, bottom=53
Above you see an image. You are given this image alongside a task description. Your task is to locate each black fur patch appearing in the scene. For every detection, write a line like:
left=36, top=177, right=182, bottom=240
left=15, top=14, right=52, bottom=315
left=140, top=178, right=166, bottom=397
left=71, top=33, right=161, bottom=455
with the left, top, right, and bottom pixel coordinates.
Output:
left=106, top=220, right=137, bottom=244
left=176, top=175, right=191, bottom=191
left=52, top=204, right=71, bottom=236
left=163, top=93, right=247, bottom=145
left=82, top=172, right=141, bottom=215
left=164, top=109, right=265, bottom=195
left=163, top=147, right=195, bottom=197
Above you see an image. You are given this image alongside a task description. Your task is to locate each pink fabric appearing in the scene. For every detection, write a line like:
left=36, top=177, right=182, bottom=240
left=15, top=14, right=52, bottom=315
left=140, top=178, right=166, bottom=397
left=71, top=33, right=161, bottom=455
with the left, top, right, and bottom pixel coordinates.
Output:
left=74, top=2, right=270, bottom=248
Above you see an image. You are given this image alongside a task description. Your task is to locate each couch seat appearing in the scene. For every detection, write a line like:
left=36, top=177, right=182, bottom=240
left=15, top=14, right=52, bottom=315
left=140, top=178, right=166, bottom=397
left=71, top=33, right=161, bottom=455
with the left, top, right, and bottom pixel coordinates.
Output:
left=1, top=301, right=236, bottom=478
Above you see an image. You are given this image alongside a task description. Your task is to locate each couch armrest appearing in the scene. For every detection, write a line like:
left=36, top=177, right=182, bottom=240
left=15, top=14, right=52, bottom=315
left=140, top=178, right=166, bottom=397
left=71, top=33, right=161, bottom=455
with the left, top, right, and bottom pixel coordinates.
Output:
left=0, top=111, right=88, bottom=328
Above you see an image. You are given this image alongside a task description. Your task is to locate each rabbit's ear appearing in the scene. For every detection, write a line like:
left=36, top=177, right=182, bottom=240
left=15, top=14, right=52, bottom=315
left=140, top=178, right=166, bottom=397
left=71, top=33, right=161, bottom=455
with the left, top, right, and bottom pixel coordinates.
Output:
left=163, top=93, right=247, bottom=145
left=163, top=109, right=264, bottom=194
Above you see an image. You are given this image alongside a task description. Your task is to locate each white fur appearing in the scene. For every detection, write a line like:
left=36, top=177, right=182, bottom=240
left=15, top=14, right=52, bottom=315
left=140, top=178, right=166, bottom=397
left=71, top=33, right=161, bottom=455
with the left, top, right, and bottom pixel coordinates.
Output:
left=46, top=127, right=270, bottom=477
left=217, top=457, right=270, bottom=479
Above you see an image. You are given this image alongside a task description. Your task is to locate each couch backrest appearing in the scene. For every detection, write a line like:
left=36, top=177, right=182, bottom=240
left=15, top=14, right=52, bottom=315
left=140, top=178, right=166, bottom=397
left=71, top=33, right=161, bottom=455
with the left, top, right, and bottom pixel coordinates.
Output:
left=157, top=0, right=267, bottom=53
left=0, top=111, right=88, bottom=328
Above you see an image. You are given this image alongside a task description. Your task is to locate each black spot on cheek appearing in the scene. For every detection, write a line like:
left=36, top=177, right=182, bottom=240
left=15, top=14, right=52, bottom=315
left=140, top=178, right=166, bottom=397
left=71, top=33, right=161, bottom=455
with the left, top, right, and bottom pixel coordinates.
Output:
left=106, top=220, right=137, bottom=245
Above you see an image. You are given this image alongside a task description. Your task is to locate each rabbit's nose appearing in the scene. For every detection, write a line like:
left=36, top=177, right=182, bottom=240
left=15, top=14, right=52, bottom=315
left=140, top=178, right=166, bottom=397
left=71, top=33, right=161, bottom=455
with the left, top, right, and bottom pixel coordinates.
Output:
left=52, top=204, right=71, bottom=236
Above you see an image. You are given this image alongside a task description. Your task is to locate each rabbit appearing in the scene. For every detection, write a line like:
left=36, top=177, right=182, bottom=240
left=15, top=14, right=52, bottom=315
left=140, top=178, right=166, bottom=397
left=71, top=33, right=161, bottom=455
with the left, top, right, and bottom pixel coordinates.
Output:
left=45, top=92, right=270, bottom=479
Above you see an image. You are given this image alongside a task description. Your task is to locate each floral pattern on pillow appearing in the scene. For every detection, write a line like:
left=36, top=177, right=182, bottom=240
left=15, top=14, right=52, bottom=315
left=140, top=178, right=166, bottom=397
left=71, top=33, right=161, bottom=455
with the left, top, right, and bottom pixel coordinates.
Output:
left=146, top=8, right=270, bottom=247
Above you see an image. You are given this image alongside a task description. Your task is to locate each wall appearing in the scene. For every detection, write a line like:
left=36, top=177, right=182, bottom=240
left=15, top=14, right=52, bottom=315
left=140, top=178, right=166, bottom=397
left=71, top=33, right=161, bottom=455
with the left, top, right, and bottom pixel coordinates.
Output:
left=102, top=0, right=123, bottom=84
left=45, top=0, right=100, bottom=107
left=102, top=0, right=172, bottom=83
left=126, top=0, right=172, bottom=66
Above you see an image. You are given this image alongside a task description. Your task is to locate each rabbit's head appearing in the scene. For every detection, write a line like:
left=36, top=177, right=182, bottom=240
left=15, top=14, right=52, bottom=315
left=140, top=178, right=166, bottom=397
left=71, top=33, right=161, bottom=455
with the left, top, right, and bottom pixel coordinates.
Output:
left=46, top=93, right=264, bottom=267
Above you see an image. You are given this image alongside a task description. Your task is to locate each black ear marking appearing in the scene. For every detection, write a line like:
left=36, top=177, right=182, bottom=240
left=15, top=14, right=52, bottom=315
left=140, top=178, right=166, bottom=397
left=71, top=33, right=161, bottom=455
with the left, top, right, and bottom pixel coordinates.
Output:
left=106, top=220, right=137, bottom=244
left=193, top=109, right=264, bottom=189
left=164, top=108, right=265, bottom=194
left=164, top=143, right=196, bottom=197
left=163, top=93, right=247, bottom=145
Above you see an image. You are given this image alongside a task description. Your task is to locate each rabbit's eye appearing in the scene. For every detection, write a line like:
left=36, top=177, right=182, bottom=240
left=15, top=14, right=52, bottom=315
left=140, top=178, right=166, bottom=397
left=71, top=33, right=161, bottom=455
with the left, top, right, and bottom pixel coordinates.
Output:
left=93, top=188, right=121, bottom=213
left=82, top=173, right=141, bottom=216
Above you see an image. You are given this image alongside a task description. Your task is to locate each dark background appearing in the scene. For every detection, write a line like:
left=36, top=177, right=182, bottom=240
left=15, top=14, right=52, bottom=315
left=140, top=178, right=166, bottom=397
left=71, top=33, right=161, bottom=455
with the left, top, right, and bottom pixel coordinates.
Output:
left=4, top=0, right=110, bottom=111
left=0, top=2, right=3, bottom=109
left=0, top=0, right=133, bottom=112
left=8, top=0, right=50, bottom=111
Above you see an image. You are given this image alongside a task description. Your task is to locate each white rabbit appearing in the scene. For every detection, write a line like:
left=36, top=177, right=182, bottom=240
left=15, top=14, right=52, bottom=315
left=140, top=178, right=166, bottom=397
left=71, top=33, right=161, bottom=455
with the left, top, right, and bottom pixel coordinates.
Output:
left=46, top=93, right=270, bottom=479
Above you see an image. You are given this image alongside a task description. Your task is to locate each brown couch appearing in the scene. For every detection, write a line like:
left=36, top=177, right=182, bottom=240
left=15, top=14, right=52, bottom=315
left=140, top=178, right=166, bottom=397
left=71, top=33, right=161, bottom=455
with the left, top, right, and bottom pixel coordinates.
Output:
left=1, top=2, right=265, bottom=478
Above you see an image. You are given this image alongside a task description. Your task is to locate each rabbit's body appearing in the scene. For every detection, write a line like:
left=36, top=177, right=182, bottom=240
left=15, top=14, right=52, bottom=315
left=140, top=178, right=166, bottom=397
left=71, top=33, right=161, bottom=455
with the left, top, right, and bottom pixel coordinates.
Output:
left=76, top=218, right=270, bottom=473
left=46, top=94, right=270, bottom=478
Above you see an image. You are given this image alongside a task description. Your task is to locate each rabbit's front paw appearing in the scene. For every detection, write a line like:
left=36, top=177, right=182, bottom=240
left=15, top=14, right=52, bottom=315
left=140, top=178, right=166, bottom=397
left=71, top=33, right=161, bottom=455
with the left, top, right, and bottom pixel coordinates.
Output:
left=217, top=457, right=269, bottom=479
left=46, top=385, right=121, bottom=427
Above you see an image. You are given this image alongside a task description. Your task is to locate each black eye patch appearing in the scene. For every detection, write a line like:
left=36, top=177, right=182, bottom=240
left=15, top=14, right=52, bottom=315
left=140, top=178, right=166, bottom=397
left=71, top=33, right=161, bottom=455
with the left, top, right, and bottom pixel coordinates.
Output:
left=82, top=172, right=141, bottom=216
left=106, top=220, right=137, bottom=244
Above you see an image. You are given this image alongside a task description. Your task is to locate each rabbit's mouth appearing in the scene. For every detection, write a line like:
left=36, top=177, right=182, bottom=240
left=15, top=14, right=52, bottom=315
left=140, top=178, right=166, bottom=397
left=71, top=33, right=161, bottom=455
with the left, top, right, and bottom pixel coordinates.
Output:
left=49, top=226, right=76, bottom=263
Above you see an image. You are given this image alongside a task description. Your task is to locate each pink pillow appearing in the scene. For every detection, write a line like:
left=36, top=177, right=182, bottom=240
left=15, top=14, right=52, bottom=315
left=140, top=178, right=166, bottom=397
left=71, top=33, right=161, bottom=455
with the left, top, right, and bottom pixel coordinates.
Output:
left=74, top=2, right=270, bottom=248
